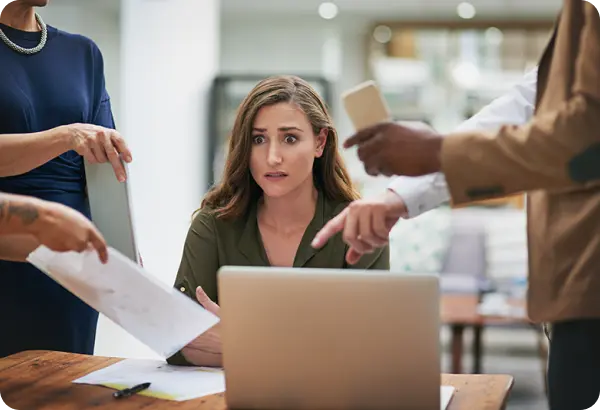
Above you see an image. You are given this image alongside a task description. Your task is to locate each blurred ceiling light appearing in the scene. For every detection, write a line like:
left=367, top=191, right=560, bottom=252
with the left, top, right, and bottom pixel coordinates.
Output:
left=373, top=25, right=393, bottom=44
left=485, top=27, right=504, bottom=45
left=318, top=2, right=338, bottom=20
left=457, top=2, right=476, bottom=19
left=452, top=61, right=481, bottom=88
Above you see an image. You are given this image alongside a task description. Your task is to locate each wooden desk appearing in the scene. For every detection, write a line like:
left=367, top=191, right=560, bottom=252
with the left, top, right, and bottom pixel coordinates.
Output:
left=0, top=351, right=513, bottom=410
left=441, top=294, right=533, bottom=374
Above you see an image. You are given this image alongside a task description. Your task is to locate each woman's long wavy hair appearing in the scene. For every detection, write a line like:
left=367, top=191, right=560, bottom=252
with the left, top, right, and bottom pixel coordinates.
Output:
left=199, top=75, right=360, bottom=220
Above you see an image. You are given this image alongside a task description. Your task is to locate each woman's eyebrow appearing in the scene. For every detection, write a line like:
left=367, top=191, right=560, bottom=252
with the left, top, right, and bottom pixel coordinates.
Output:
left=252, top=126, right=303, bottom=132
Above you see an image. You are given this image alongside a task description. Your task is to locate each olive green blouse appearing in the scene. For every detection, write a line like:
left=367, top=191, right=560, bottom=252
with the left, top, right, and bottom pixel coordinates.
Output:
left=167, top=190, right=389, bottom=365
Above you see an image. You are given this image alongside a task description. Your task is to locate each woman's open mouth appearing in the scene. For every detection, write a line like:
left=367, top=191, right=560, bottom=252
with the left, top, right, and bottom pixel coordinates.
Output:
left=265, top=171, right=288, bottom=180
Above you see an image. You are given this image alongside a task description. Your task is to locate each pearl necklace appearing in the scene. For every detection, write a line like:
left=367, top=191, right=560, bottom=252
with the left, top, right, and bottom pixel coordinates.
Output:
left=0, top=13, right=47, bottom=55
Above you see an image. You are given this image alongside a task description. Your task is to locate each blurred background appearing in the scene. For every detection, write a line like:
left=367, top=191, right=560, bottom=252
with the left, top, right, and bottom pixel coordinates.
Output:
left=38, top=0, right=562, bottom=408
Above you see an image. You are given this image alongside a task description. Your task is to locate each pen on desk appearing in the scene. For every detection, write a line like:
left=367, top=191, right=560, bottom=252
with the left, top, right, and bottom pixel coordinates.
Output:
left=113, top=382, right=151, bottom=399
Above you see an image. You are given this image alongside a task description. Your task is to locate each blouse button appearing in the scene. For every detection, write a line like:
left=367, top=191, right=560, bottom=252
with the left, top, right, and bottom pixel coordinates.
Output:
left=180, top=286, right=186, bottom=292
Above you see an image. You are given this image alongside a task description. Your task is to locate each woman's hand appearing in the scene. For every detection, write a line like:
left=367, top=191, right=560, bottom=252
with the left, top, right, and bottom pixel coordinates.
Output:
left=59, top=123, right=133, bottom=183
left=181, top=286, right=223, bottom=367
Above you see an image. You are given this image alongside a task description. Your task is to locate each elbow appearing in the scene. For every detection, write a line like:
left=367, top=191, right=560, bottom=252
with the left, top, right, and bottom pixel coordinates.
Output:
left=567, top=142, right=600, bottom=183
left=566, top=95, right=600, bottom=183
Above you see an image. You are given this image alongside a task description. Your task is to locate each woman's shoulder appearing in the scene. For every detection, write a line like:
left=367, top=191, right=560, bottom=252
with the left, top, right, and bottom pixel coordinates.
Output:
left=50, top=26, right=103, bottom=55
left=40, top=28, right=107, bottom=88
left=190, top=207, right=219, bottom=231
left=190, top=206, right=246, bottom=234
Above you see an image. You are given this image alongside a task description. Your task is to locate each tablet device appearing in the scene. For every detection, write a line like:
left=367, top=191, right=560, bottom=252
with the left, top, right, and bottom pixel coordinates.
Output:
left=84, top=161, right=140, bottom=264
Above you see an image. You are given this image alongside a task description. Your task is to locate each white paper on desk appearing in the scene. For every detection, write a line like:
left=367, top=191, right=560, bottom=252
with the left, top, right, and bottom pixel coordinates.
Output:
left=26, top=246, right=220, bottom=358
left=441, top=385, right=455, bottom=410
left=73, top=358, right=225, bottom=401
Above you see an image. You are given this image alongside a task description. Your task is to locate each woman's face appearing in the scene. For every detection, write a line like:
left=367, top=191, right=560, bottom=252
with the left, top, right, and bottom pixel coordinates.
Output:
left=250, top=102, right=326, bottom=199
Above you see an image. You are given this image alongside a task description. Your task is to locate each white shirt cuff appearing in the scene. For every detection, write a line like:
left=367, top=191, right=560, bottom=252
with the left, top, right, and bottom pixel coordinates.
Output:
left=388, top=173, right=451, bottom=218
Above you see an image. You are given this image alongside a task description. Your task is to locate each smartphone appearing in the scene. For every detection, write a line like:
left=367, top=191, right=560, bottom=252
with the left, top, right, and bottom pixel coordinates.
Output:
left=341, top=80, right=391, bottom=130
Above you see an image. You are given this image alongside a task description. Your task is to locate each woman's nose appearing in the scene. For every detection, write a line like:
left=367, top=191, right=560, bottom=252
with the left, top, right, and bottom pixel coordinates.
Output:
left=267, top=145, right=283, bottom=165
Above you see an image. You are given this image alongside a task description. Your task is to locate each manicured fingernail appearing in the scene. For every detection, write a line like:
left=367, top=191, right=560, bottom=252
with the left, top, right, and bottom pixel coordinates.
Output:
left=119, top=175, right=125, bottom=182
left=311, top=237, right=320, bottom=248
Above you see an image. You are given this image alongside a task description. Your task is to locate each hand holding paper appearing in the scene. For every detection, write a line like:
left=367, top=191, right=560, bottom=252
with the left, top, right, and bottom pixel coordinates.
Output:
left=27, top=246, right=220, bottom=358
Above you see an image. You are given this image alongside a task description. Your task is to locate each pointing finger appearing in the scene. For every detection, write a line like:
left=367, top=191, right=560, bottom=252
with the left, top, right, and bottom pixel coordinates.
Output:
left=311, top=209, right=348, bottom=249
left=343, top=122, right=386, bottom=149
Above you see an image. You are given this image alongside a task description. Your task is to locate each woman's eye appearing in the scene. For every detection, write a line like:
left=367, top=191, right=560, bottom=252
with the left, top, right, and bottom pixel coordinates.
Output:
left=253, top=135, right=265, bottom=144
left=284, top=135, right=297, bottom=144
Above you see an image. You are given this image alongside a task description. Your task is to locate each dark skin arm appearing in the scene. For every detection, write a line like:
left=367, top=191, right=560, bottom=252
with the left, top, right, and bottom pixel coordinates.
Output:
left=343, top=122, right=443, bottom=179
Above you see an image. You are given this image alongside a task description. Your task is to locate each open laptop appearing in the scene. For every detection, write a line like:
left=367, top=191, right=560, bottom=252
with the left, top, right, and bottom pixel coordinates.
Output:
left=84, top=161, right=140, bottom=264
left=218, top=266, right=452, bottom=410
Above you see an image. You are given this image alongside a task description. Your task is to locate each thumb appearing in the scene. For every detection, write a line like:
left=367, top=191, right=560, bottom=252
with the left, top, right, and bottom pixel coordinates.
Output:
left=196, top=286, right=220, bottom=316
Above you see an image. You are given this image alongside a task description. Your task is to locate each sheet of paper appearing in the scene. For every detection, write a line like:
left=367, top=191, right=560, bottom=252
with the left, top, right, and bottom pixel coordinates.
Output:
left=441, top=385, right=455, bottom=410
left=73, top=359, right=225, bottom=401
left=74, top=359, right=454, bottom=406
left=27, top=246, right=219, bottom=358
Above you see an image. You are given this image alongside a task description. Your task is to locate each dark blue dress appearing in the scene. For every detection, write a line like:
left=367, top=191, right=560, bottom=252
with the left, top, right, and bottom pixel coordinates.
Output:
left=0, top=23, right=115, bottom=357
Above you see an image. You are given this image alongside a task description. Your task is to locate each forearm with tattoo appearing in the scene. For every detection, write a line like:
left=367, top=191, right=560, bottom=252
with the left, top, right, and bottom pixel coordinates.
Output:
left=0, top=194, right=41, bottom=235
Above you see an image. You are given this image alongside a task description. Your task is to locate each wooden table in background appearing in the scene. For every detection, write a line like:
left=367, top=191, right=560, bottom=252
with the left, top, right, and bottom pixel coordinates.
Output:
left=441, top=294, right=531, bottom=374
left=0, top=350, right=514, bottom=410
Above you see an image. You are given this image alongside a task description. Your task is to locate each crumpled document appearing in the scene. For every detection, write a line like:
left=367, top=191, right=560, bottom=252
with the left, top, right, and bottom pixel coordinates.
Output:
left=27, top=246, right=219, bottom=358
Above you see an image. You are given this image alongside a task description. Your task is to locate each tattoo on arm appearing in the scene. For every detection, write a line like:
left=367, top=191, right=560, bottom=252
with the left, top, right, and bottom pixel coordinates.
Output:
left=0, top=198, right=39, bottom=227
left=9, top=203, right=39, bottom=225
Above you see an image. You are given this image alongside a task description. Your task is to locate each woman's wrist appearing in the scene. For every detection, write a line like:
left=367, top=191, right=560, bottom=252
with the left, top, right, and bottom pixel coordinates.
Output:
left=48, top=124, right=75, bottom=152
